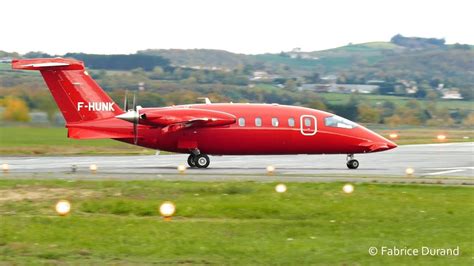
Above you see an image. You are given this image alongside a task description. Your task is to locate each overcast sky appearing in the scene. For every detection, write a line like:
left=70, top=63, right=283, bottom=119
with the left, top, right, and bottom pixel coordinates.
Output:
left=2, top=0, right=472, bottom=55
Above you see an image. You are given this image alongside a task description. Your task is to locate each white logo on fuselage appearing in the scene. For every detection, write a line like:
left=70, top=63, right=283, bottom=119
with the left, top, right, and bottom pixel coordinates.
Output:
left=77, top=102, right=115, bottom=111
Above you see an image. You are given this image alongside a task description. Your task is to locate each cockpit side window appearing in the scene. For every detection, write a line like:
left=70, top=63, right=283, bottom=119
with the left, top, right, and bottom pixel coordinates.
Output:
left=324, top=115, right=357, bottom=129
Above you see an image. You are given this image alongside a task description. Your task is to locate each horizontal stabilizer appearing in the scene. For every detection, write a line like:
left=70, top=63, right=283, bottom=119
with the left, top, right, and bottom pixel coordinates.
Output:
left=12, top=58, right=84, bottom=70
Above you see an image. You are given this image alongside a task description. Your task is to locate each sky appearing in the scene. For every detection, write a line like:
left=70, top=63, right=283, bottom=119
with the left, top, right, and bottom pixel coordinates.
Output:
left=2, top=0, right=472, bottom=55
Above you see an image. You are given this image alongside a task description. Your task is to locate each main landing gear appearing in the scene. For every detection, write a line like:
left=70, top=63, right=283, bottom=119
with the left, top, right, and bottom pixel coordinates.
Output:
left=187, top=150, right=210, bottom=168
left=346, top=154, right=359, bottom=169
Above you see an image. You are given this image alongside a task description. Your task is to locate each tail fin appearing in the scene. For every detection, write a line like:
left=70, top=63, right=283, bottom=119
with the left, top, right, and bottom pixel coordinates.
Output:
left=12, top=58, right=123, bottom=123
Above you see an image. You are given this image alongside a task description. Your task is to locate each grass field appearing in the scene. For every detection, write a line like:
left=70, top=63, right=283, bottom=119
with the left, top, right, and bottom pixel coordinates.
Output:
left=0, top=179, right=472, bottom=264
left=1, top=126, right=472, bottom=155
left=0, top=126, right=154, bottom=155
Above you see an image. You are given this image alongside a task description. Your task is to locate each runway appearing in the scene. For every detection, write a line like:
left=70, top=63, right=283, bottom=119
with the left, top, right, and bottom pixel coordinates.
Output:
left=1, top=143, right=473, bottom=184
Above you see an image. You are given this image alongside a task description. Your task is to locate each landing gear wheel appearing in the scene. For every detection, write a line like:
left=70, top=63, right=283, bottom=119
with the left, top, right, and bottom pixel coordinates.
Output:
left=187, top=154, right=196, bottom=168
left=194, top=154, right=210, bottom=168
left=347, top=159, right=359, bottom=169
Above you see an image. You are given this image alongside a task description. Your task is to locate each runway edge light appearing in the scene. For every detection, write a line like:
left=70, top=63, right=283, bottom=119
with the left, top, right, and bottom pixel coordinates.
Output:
left=389, top=133, right=398, bottom=139
left=55, top=200, right=71, bottom=216
left=405, top=167, right=415, bottom=177
left=342, top=184, right=354, bottom=194
left=266, top=165, right=275, bottom=175
left=159, top=201, right=176, bottom=221
left=89, top=164, right=98, bottom=173
left=275, top=184, right=287, bottom=193
left=2, top=163, right=9, bottom=172
left=177, top=164, right=186, bottom=174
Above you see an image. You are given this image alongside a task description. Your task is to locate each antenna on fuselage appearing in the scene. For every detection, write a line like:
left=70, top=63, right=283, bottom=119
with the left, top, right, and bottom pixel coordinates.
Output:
left=197, top=97, right=211, bottom=104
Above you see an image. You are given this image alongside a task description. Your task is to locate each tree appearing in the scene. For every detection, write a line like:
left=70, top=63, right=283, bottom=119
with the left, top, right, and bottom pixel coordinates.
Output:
left=357, top=104, right=381, bottom=123
left=1, top=97, right=30, bottom=122
left=31, top=91, right=58, bottom=121
left=382, top=101, right=396, bottom=117
left=462, top=113, right=474, bottom=127
left=308, top=99, right=326, bottom=111
left=304, top=72, right=320, bottom=83
left=385, top=114, right=402, bottom=127
left=459, top=87, right=473, bottom=101
left=284, top=79, right=297, bottom=91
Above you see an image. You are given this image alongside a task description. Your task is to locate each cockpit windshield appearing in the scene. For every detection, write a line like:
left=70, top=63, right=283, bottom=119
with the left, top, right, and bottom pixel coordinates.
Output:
left=324, top=115, right=358, bottom=129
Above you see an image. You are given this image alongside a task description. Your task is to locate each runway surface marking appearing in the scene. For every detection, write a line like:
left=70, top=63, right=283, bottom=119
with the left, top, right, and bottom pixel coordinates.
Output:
left=424, top=167, right=474, bottom=176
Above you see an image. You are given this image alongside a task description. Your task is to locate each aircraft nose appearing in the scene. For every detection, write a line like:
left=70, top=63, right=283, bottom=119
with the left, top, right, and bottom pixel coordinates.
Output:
left=386, top=140, right=397, bottom=149
left=357, top=127, right=398, bottom=152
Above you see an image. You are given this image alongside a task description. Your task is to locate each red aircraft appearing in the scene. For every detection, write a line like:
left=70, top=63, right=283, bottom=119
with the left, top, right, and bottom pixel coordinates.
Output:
left=12, top=58, right=396, bottom=169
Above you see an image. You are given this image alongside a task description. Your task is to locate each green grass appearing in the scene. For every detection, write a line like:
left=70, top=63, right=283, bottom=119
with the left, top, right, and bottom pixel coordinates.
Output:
left=376, top=128, right=474, bottom=145
left=0, top=126, right=154, bottom=155
left=0, top=179, right=472, bottom=264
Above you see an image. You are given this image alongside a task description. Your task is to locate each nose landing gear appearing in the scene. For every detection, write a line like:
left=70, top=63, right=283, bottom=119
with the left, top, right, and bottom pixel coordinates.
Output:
left=187, top=149, right=210, bottom=168
left=346, top=154, right=359, bottom=169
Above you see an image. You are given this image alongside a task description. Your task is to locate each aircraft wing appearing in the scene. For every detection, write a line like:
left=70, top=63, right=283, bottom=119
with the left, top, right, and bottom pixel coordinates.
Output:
left=138, top=108, right=236, bottom=133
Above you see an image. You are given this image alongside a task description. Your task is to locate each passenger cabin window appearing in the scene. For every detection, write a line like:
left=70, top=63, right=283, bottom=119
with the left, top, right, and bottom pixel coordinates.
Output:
left=272, top=117, right=279, bottom=127
left=255, top=117, right=262, bottom=127
left=304, top=117, right=312, bottom=127
left=324, top=115, right=357, bottom=129
left=238, top=117, right=245, bottom=127
left=288, top=117, right=295, bottom=127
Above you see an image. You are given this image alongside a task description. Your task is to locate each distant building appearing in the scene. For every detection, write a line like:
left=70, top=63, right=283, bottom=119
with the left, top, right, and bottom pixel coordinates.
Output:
left=138, top=82, right=145, bottom=91
left=406, top=86, right=418, bottom=94
left=320, top=75, right=338, bottom=84
left=441, top=89, right=463, bottom=100
left=29, top=111, right=49, bottom=124
left=287, top=48, right=318, bottom=60
left=397, top=80, right=418, bottom=94
left=367, top=80, right=385, bottom=84
left=251, top=71, right=280, bottom=81
left=251, top=71, right=270, bottom=81
left=54, top=113, right=65, bottom=125
left=330, top=84, right=378, bottom=94
left=0, top=57, right=12, bottom=63
left=301, top=83, right=378, bottom=94
left=300, top=84, right=330, bottom=93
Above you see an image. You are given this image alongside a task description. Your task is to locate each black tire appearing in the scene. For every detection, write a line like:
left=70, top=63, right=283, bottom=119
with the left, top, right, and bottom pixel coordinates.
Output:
left=187, top=154, right=196, bottom=168
left=346, top=159, right=359, bottom=169
left=194, top=154, right=210, bottom=168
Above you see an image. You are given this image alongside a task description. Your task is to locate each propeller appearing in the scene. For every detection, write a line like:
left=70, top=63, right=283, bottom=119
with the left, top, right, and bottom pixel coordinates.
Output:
left=116, top=91, right=141, bottom=144
left=123, top=90, right=129, bottom=111
left=132, top=93, right=138, bottom=144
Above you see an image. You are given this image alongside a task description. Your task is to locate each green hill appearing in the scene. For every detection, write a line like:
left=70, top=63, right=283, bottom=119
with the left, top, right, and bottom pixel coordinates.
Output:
left=138, top=49, right=251, bottom=69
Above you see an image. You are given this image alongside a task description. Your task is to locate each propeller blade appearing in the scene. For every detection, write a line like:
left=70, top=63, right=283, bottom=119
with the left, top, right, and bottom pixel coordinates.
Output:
left=133, top=92, right=138, bottom=144
left=132, top=93, right=137, bottom=111
left=133, top=121, right=138, bottom=144
left=123, top=90, right=128, bottom=111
